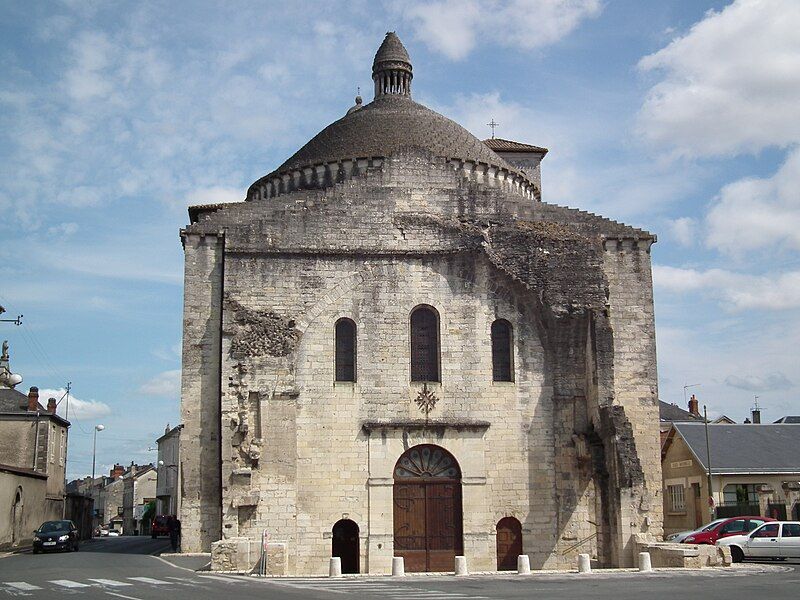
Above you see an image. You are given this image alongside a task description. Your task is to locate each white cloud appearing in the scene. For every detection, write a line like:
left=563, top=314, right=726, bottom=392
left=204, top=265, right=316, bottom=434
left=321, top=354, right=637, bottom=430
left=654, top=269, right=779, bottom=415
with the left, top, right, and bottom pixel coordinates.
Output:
left=187, top=186, right=243, bottom=206
left=139, top=369, right=181, bottom=397
left=402, top=0, right=602, bottom=60
left=637, top=0, right=800, bottom=158
left=725, top=372, right=793, bottom=392
left=705, top=147, right=800, bottom=254
left=667, top=216, right=696, bottom=246
left=654, top=265, right=800, bottom=311
left=47, top=222, right=79, bottom=236
left=38, top=388, right=112, bottom=420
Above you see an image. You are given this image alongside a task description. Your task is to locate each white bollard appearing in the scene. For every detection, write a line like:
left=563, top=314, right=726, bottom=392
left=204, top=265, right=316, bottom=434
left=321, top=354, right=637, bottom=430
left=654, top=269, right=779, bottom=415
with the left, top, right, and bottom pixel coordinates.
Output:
left=392, top=556, right=405, bottom=577
left=577, top=553, right=591, bottom=573
left=638, top=551, right=652, bottom=572
left=517, top=554, right=531, bottom=575
left=329, top=556, right=342, bottom=577
left=454, top=555, right=468, bottom=576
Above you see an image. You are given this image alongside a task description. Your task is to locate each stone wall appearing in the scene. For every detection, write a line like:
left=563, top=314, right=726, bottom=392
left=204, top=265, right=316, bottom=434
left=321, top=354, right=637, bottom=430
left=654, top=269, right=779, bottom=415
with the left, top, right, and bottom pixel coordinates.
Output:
left=184, top=151, right=661, bottom=573
left=0, top=466, right=50, bottom=550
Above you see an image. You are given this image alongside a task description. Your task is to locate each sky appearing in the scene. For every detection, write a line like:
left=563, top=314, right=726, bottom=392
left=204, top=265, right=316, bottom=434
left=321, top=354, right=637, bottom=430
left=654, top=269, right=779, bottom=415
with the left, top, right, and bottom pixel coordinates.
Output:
left=1, top=0, right=798, bottom=480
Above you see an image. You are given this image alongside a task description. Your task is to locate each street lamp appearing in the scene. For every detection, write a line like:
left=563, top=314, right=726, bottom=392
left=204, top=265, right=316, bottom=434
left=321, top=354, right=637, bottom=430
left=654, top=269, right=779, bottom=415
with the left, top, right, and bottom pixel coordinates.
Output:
left=91, top=424, right=105, bottom=480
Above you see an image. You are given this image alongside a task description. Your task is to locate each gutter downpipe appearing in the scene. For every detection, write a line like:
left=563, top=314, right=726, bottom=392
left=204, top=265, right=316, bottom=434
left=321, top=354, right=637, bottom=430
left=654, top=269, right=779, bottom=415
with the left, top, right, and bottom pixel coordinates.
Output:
left=33, top=411, right=41, bottom=470
left=704, top=405, right=714, bottom=519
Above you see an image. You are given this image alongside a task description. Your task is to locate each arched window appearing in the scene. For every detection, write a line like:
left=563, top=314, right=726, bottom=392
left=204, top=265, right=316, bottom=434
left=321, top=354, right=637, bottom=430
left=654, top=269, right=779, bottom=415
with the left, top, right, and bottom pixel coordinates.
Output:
left=410, top=306, right=440, bottom=382
left=491, top=319, right=513, bottom=382
left=335, top=318, right=356, bottom=382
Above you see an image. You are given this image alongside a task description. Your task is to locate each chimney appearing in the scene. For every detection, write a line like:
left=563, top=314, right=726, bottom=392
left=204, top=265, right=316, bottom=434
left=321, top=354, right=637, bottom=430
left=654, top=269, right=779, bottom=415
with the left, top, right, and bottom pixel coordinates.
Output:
left=688, top=394, right=700, bottom=417
left=751, top=407, right=761, bottom=424
left=47, top=396, right=57, bottom=413
left=110, top=464, right=125, bottom=478
left=27, top=386, right=39, bottom=411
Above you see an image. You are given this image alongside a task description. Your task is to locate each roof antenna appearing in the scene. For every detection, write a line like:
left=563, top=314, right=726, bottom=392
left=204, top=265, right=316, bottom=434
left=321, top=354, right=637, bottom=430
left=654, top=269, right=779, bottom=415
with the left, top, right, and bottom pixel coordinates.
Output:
left=487, top=118, right=499, bottom=139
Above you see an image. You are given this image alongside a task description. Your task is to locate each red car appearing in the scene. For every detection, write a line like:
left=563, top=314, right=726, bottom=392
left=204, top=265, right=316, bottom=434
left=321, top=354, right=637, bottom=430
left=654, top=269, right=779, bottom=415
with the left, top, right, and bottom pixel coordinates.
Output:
left=682, top=516, right=776, bottom=545
left=151, top=515, right=171, bottom=538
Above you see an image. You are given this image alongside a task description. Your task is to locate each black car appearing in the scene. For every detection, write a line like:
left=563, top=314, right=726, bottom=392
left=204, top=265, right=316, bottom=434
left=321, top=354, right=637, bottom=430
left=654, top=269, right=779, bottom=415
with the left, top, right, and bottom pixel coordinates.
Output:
left=32, top=520, right=79, bottom=553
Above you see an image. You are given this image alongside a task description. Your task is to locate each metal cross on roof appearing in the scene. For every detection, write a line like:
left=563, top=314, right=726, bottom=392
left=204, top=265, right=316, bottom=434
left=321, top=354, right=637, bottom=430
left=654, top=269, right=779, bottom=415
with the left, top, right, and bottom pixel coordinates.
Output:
left=487, top=118, right=499, bottom=138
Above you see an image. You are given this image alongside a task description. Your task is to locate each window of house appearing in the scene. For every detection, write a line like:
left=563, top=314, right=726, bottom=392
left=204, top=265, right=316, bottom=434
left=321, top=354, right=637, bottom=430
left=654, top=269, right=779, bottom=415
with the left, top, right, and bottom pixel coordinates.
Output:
left=723, top=483, right=762, bottom=505
left=59, top=429, right=65, bottom=466
left=335, top=318, right=357, bottom=382
left=667, top=484, right=685, bottom=512
left=410, top=306, right=440, bottom=382
left=491, top=319, right=513, bottom=382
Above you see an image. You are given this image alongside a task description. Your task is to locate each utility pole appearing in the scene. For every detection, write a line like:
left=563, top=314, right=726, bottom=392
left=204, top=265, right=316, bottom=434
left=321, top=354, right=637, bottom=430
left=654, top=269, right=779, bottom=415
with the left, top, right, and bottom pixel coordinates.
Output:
left=704, top=405, right=714, bottom=518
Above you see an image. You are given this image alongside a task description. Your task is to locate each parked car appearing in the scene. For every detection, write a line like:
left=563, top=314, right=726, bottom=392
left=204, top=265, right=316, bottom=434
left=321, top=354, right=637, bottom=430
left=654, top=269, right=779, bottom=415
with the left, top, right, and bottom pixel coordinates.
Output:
left=32, top=520, right=80, bottom=554
left=681, top=516, right=774, bottom=545
left=717, top=521, right=800, bottom=562
left=151, top=515, right=171, bottom=539
left=667, top=518, right=727, bottom=543
left=107, top=530, right=120, bottom=537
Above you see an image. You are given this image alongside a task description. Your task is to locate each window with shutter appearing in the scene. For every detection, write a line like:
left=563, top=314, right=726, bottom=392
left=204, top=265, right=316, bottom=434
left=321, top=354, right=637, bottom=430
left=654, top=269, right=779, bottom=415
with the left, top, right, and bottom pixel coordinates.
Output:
left=335, top=318, right=357, bottom=382
left=491, top=320, right=513, bottom=382
left=410, top=306, right=440, bottom=382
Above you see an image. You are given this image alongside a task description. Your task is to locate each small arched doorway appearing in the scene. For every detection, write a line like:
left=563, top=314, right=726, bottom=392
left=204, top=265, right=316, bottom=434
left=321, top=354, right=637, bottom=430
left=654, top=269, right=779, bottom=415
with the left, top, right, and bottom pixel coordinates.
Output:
left=393, top=445, right=463, bottom=572
left=496, top=517, right=522, bottom=570
left=332, top=519, right=359, bottom=574
left=11, top=488, right=23, bottom=545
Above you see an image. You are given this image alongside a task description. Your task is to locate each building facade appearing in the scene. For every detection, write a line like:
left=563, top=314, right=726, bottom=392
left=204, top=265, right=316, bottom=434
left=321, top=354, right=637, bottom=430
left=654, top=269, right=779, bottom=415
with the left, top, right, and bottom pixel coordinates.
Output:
left=122, top=465, right=156, bottom=535
left=180, top=33, right=663, bottom=574
left=156, top=424, right=182, bottom=516
left=662, top=422, right=800, bottom=536
left=0, top=342, right=70, bottom=549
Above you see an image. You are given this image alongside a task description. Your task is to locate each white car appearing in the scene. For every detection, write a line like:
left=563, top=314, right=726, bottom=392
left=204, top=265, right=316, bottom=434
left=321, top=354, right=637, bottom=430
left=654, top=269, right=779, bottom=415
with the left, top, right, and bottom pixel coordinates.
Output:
left=107, top=530, right=120, bottom=537
left=717, top=521, right=800, bottom=562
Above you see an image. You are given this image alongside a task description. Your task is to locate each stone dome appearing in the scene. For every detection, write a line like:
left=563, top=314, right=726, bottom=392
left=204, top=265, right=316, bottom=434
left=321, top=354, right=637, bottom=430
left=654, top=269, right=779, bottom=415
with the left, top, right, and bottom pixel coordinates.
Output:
left=272, top=94, right=514, bottom=175
left=247, top=32, right=533, bottom=200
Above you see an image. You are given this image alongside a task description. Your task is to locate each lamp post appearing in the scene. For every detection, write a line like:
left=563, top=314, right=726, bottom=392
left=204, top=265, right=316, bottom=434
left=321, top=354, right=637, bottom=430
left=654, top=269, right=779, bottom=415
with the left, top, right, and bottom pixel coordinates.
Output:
left=91, top=424, right=105, bottom=480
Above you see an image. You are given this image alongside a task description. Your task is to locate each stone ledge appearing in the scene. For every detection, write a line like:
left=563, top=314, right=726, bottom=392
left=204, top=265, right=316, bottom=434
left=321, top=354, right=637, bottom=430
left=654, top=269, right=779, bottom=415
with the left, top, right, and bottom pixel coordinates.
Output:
left=361, top=420, right=491, bottom=432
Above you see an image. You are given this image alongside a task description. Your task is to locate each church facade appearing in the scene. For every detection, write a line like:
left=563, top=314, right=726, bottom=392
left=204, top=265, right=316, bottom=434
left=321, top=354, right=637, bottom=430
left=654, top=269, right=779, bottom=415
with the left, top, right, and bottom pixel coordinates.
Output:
left=179, top=33, right=663, bottom=575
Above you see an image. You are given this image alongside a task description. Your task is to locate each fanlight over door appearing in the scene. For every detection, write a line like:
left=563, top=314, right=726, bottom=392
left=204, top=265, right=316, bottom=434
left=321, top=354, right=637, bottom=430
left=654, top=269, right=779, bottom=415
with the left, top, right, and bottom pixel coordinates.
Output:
left=393, top=445, right=463, bottom=572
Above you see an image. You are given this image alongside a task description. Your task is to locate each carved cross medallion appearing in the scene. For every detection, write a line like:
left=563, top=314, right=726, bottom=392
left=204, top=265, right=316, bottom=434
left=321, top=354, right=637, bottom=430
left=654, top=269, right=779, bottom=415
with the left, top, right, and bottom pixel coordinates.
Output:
left=414, top=382, right=439, bottom=419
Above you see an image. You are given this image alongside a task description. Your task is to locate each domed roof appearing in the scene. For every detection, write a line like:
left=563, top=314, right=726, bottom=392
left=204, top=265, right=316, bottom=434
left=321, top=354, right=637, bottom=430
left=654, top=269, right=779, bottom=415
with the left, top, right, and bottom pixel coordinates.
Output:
left=272, top=94, right=513, bottom=175
left=250, top=32, right=525, bottom=196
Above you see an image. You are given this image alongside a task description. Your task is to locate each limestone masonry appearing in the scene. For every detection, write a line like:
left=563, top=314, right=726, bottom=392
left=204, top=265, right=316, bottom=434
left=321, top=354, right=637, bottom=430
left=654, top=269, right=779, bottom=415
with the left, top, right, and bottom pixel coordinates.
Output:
left=179, top=32, right=663, bottom=575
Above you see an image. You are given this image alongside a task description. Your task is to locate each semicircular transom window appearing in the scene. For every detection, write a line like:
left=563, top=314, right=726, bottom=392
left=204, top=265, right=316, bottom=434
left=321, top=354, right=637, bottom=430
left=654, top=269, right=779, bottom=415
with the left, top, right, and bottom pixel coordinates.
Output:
left=394, top=445, right=461, bottom=479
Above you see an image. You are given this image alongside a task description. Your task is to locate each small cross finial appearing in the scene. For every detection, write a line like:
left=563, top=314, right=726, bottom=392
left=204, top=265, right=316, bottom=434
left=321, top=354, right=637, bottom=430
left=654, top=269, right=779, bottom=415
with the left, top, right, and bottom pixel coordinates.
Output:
left=357, top=86, right=360, bottom=96
left=487, top=118, right=499, bottom=138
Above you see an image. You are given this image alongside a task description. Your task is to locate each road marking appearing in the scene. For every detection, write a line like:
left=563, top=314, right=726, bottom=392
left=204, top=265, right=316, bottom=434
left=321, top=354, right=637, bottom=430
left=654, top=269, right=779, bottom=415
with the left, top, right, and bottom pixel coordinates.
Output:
left=127, top=577, right=172, bottom=585
left=4, top=582, right=42, bottom=590
left=104, top=592, right=144, bottom=600
left=50, top=580, right=92, bottom=588
left=88, top=578, right=133, bottom=587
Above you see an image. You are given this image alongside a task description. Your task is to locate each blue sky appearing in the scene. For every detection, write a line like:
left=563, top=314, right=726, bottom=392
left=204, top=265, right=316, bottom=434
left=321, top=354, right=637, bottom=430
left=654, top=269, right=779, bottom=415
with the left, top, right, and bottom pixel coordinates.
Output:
left=1, top=0, right=798, bottom=480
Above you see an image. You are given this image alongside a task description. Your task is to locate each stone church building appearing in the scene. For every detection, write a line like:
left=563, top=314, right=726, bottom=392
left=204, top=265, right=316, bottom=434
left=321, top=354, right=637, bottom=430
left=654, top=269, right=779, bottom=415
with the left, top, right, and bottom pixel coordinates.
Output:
left=180, top=33, right=663, bottom=575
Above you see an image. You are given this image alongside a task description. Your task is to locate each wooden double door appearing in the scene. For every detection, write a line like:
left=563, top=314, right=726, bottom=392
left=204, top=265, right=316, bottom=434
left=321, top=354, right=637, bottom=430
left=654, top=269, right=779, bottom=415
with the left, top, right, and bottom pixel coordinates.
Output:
left=393, top=445, right=463, bottom=572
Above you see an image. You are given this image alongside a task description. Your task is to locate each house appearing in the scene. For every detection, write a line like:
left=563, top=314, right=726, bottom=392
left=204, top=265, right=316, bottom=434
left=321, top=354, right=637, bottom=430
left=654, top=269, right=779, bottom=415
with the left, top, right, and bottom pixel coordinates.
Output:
left=661, top=422, right=800, bottom=536
left=156, top=424, right=182, bottom=516
left=122, top=464, right=156, bottom=535
left=0, top=342, right=70, bottom=549
left=658, top=396, right=703, bottom=448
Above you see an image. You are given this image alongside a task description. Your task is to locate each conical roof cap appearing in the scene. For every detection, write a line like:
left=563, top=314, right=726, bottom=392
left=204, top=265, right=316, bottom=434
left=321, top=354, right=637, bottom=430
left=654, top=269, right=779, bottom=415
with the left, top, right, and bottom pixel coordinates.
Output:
left=372, top=32, right=411, bottom=72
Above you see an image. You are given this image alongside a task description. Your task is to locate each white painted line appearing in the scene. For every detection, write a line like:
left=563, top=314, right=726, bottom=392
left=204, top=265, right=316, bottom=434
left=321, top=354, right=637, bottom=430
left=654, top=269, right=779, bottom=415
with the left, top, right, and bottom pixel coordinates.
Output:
left=127, top=577, right=172, bottom=585
left=105, top=591, right=145, bottom=600
left=4, top=582, right=42, bottom=590
left=88, top=578, right=133, bottom=587
left=49, top=579, right=91, bottom=588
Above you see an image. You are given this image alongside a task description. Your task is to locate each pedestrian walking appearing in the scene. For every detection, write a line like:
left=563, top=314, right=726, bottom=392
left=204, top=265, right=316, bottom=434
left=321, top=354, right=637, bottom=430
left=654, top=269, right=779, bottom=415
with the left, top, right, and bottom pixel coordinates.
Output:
left=168, top=516, right=181, bottom=552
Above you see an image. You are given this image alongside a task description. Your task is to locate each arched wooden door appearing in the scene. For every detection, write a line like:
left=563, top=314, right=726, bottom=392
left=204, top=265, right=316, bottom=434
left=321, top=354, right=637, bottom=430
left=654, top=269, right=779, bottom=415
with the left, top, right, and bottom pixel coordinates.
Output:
left=332, top=519, right=359, bottom=574
left=496, top=517, right=522, bottom=571
left=393, top=445, right=463, bottom=572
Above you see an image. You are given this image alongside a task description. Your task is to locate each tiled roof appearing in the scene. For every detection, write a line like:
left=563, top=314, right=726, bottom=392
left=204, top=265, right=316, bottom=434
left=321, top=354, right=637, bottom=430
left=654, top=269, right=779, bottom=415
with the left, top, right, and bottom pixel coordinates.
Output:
left=270, top=95, right=514, bottom=180
left=674, top=423, right=800, bottom=474
left=659, top=400, right=703, bottom=422
left=483, top=138, right=548, bottom=154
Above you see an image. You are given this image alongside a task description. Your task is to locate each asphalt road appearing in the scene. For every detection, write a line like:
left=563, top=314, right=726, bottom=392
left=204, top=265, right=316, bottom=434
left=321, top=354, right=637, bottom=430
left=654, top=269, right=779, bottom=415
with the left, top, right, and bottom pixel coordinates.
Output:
left=1, top=537, right=798, bottom=600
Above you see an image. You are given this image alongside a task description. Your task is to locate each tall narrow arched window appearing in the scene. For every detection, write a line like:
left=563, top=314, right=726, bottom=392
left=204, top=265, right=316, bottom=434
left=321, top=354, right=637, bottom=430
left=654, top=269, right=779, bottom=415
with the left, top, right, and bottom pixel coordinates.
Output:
left=491, top=319, right=513, bottom=382
left=335, top=318, right=356, bottom=382
left=410, top=306, right=440, bottom=382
